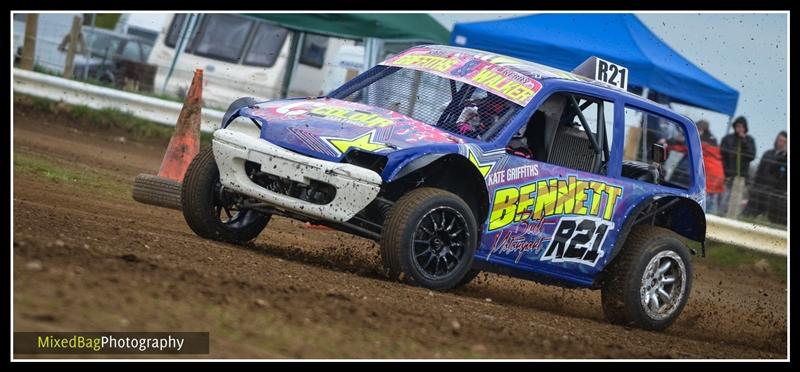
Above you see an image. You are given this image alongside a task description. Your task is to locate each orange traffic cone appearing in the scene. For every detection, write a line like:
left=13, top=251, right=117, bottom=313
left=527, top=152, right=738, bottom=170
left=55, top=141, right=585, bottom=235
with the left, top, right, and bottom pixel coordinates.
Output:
left=157, top=69, right=203, bottom=182
left=132, top=69, right=204, bottom=210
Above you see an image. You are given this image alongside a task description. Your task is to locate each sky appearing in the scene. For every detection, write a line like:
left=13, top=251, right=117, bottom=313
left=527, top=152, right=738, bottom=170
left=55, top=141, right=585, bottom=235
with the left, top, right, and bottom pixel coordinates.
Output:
left=129, top=12, right=788, bottom=160
left=431, top=12, right=788, bottom=160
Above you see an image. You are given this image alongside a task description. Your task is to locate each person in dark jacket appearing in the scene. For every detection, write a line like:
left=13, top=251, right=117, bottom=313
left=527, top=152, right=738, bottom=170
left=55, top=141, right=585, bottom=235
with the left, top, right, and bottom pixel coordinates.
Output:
left=719, top=116, right=757, bottom=215
left=742, top=131, right=787, bottom=225
left=721, top=116, right=757, bottom=178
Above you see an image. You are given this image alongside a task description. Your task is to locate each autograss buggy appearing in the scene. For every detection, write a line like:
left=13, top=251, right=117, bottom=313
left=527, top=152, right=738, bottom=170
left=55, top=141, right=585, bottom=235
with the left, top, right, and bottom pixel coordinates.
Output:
left=181, top=45, right=707, bottom=331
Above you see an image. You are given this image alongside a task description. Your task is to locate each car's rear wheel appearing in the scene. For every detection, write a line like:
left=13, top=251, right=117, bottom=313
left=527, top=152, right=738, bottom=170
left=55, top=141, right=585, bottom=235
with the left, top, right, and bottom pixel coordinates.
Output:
left=601, top=225, right=692, bottom=331
left=181, top=146, right=270, bottom=244
left=380, top=188, right=478, bottom=291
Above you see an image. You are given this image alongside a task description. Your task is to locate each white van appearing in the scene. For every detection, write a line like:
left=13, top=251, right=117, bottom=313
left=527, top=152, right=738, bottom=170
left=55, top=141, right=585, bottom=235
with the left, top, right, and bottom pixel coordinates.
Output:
left=148, top=14, right=361, bottom=109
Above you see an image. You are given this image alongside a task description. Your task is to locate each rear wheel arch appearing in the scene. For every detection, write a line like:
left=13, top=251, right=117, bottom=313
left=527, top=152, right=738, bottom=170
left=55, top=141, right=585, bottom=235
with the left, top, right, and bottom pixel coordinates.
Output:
left=598, top=195, right=705, bottom=285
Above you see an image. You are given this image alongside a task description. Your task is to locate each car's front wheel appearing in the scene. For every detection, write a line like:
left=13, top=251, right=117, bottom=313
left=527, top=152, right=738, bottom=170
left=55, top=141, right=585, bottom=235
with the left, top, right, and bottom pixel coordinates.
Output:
left=601, top=225, right=693, bottom=331
left=181, top=146, right=270, bottom=244
left=380, top=188, right=478, bottom=291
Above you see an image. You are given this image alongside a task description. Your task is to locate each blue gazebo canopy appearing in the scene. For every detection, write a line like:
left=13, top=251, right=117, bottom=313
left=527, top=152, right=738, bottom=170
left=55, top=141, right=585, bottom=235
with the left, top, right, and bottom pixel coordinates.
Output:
left=451, top=14, right=739, bottom=116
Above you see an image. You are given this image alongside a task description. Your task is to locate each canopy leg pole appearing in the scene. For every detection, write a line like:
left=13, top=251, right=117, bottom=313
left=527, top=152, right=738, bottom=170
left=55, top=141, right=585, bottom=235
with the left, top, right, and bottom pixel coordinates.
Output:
left=724, top=115, right=733, bottom=136
left=281, top=31, right=303, bottom=99
left=162, top=14, right=197, bottom=95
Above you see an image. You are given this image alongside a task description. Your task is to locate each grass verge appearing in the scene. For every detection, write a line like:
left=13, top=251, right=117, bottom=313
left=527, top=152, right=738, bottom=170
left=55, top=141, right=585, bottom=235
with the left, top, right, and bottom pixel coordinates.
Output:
left=702, top=241, right=787, bottom=280
left=14, top=93, right=213, bottom=144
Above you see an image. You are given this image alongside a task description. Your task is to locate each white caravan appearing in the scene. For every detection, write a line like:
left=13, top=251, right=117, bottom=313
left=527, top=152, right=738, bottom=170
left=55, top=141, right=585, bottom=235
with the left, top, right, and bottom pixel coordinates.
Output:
left=147, top=14, right=363, bottom=109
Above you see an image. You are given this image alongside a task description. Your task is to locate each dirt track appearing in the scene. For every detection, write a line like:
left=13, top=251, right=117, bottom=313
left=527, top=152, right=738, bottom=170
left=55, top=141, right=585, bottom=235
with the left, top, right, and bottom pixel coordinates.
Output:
left=13, top=106, right=787, bottom=359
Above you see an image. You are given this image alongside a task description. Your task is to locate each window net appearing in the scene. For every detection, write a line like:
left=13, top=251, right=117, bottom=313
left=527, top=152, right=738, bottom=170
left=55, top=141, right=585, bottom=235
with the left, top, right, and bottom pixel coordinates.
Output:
left=339, top=67, right=522, bottom=141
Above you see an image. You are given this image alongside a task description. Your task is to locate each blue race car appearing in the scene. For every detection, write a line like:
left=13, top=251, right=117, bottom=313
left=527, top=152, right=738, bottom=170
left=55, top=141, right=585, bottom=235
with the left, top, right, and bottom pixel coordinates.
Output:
left=181, top=45, right=706, bottom=331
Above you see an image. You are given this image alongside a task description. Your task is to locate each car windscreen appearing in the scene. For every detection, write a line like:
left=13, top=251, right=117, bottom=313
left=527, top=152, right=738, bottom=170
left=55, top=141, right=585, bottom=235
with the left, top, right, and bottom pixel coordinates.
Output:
left=334, top=66, right=522, bottom=142
left=86, top=33, right=123, bottom=58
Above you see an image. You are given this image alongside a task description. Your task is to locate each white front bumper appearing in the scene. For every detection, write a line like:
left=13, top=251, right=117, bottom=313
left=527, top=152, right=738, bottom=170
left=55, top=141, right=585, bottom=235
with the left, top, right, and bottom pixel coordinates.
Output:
left=212, top=128, right=383, bottom=222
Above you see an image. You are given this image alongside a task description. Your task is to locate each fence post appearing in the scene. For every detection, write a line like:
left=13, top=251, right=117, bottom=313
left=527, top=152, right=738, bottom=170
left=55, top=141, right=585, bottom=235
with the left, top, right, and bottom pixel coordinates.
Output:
left=726, top=175, right=746, bottom=218
left=83, top=13, right=96, bottom=81
left=63, top=15, right=82, bottom=79
left=20, top=14, right=39, bottom=70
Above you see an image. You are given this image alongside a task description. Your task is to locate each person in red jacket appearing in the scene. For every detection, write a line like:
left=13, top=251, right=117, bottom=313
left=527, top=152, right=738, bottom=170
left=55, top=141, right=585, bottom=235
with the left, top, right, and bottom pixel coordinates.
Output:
left=667, top=120, right=725, bottom=214
left=696, top=120, right=725, bottom=214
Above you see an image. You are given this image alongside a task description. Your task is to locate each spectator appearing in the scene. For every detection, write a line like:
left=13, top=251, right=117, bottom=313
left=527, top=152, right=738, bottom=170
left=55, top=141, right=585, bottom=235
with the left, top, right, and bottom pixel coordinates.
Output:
left=666, top=120, right=725, bottom=214
left=697, top=119, right=718, bottom=145
left=697, top=120, right=725, bottom=214
left=742, top=131, right=787, bottom=225
left=719, top=116, right=756, bottom=216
